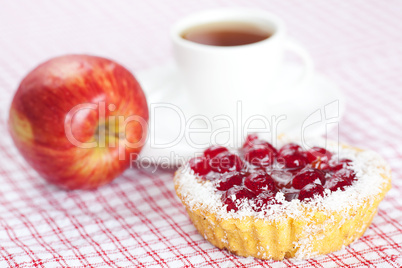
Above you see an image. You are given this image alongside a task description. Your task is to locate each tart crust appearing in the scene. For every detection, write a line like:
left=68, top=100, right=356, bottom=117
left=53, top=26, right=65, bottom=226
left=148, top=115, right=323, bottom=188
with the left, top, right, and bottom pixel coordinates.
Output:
left=174, top=144, right=392, bottom=260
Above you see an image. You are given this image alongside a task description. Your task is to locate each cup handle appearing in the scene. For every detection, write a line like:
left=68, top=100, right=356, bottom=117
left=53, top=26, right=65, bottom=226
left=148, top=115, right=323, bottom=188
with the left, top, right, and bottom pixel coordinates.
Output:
left=283, top=39, right=314, bottom=92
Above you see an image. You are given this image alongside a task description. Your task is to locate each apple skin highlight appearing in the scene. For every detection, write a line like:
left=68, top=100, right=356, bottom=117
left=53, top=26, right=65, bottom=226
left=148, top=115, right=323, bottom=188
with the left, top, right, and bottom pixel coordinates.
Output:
left=8, top=55, right=149, bottom=190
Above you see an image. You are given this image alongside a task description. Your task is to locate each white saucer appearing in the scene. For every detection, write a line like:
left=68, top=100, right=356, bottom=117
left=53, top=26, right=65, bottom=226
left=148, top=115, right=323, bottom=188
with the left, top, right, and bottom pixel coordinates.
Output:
left=136, top=61, right=345, bottom=166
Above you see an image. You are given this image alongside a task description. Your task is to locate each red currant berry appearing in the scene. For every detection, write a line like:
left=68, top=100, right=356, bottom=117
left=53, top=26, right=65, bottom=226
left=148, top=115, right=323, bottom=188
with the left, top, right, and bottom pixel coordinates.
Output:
left=234, top=187, right=255, bottom=200
left=204, top=145, right=229, bottom=159
left=325, top=176, right=352, bottom=191
left=305, top=147, right=332, bottom=163
left=244, top=145, right=275, bottom=166
left=216, top=172, right=243, bottom=191
left=292, top=168, right=326, bottom=189
left=279, top=143, right=303, bottom=155
left=329, top=158, right=352, bottom=172
left=325, top=168, right=356, bottom=191
left=210, top=152, right=244, bottom=173
left=221, top=186, right=255, bottom=212
left=311, top=158, right=331, bottom=171
left=189, top=157, right=211, bottom=176
left=221, top=194, right=238, bottom=212
left=244, top=172, right=276, bottom=194
left=298, top=183, right=325, bottom=201
left=278, top=152, right=308, bottom=169
left=334, top=168, right=356, bottom=181
left=243, top=137, right=278, bottom=156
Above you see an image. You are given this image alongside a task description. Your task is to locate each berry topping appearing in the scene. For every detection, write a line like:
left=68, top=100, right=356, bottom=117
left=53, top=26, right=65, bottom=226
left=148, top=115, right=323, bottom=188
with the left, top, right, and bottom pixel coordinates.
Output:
left=328, top=158, right=353, bottom=172
left=234, top=187, right=255, bottom=200
left=221, top=186, right=255, bottom=212
left=244, top=145, right=275, bottom=166
left=221, top=194, right=238, bottom=212
left=278, top=152, right=308, bottom=169
left=279, top=143, right=303, bottom=155
left=334, top=168, right=356, bottom=181
left=298, top=183, right=325, bottom=201
left=305, top=147, right=332, bottom=163
left=244, top=172, right=276, bottom=194
left=292, top=168, right=326, bottom=189
left=243, top=135, right=277, bottom=156
left=216, top=172, right=243, bottom=191
left=204, top=145, right=229, bottom=159
left=189, top=136, right=358, bottom=212
left=325, top=176, right=351, bottom=191
left=210, top=152, right=244, bottom=173
left=278, top=143, right=308, bottom=170
left=189, top=156, right=211, bottom=176
left=325, top=168, right=356, bottom=191
left=311, top=158, right=330, bottom=170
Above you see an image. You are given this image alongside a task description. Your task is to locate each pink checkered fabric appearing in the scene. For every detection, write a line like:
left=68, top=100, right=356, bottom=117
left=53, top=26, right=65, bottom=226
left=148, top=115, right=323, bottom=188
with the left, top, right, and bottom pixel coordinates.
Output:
left=0, top=1, right=401, bottom=267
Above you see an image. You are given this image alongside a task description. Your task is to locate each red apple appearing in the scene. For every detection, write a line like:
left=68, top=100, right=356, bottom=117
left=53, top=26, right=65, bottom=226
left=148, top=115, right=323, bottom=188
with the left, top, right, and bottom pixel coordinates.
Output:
left=8, top=55, right=149, bottom=190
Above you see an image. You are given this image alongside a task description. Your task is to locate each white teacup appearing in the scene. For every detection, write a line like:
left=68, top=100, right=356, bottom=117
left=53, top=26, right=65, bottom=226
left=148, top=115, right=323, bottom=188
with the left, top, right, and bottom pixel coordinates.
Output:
left=171, top=9, right=313, bottom=121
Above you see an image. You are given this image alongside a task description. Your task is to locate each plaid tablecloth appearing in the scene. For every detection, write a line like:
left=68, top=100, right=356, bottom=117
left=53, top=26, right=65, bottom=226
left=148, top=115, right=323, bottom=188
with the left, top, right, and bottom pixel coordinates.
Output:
left=0, top=0, right=401, bottom=267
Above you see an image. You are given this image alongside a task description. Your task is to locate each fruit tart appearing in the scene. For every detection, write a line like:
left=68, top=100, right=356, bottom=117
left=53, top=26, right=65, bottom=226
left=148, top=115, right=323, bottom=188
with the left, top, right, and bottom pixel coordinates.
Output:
left=174, top=135, right=391, bottom=260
